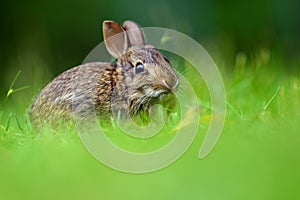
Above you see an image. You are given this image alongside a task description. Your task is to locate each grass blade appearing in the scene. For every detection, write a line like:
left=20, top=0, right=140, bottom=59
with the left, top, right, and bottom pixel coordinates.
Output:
left=5, top=112, right=13, bottom=132
left=15, top=115, right=24, bottom=132
left=263, top=86, right=281, bottom=111
left=1, top=71, right=22, bottom=111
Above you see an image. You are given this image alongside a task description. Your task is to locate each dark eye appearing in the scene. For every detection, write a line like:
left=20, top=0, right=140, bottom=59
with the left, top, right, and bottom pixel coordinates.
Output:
left=135, top=62, right=145, bottom=73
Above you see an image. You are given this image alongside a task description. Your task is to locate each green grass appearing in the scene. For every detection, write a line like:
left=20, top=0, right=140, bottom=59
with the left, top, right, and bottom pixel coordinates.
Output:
left=0, top=50, right=300, bottom=200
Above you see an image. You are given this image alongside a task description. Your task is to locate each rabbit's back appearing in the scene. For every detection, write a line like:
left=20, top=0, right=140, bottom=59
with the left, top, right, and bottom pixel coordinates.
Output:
left=30, top=62, right=112, bottom=127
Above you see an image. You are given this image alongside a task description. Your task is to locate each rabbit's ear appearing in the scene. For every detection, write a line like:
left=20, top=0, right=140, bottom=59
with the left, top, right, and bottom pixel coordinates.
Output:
left=103, top=20, right=128, bottom=58
left=123, top=20, right=145, bottom=46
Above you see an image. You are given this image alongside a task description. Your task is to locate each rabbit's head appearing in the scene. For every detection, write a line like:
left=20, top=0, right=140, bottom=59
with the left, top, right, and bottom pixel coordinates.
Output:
left=103, top=20, right=178, bottom=115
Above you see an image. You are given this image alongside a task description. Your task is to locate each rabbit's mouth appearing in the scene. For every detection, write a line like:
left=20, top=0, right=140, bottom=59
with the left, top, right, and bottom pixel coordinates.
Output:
left=147, top=89, right=169, bottom=98
left=128, top=85, right=174, bottom=116
left=143, top=85, right=171, bottom=98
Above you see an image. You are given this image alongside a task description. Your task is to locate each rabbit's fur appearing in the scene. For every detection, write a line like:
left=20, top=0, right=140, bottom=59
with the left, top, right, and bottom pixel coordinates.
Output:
left=30, top=20, right=178, bottom=128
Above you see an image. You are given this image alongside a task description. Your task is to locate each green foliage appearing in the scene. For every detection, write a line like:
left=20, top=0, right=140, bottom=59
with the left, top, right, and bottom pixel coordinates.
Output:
left=0, top=51, right=300, bottom=200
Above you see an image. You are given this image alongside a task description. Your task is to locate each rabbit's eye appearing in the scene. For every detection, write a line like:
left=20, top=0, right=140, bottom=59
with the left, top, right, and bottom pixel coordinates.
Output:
left=135, top=62, right=145, bottom=73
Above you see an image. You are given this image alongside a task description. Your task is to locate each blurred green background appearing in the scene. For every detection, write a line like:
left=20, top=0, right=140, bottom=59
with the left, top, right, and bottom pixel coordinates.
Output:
left=1, top=0, right=300, bottom=90
left=1, top=0, right=300, bottom=200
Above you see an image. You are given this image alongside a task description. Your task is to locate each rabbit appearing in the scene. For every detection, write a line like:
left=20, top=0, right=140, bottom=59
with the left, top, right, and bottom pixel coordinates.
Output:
left=29, top=20, right=179, bottom=128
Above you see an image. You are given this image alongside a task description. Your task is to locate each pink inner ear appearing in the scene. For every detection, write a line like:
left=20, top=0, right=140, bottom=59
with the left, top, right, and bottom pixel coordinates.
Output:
left=103, top=21, right=128, bottom=58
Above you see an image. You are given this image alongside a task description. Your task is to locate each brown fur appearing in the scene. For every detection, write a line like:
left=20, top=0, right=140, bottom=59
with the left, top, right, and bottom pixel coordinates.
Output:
left=30, top=20, right=178, bottom=128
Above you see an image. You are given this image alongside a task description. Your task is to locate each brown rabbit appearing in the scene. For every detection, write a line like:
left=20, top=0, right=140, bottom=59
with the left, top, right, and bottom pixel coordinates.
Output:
left=30, top=20, right=178, bottom=128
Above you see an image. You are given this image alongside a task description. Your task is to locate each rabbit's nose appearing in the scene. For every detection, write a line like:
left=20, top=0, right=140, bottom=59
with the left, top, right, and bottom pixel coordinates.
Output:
left=163, top=77, right=178, bottom=91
